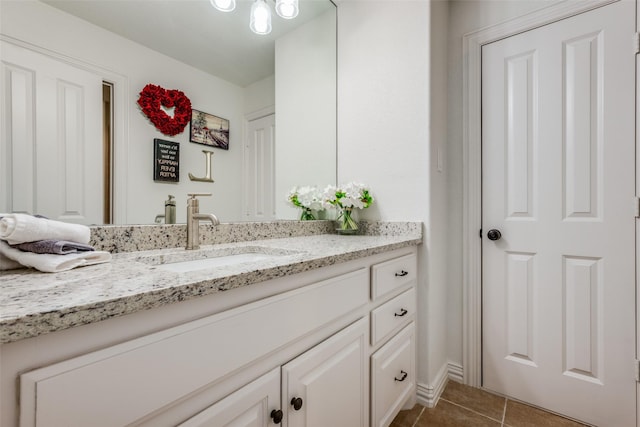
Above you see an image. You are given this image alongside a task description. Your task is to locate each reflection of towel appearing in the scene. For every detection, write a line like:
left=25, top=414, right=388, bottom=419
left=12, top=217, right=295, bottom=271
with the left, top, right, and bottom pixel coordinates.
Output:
left=0, top=252, right=22, bottom=271
left=0, top=241, right=110, bottom=273
left=0, top=214, right=90, bottom=245
left=11, top=240, right=95, bottom=255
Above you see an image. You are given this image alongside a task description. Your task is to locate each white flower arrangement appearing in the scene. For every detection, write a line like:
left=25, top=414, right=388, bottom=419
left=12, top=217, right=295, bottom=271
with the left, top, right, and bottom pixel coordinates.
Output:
left=322, top=182, right=374, bottom=210
left=287, top=182, right=374, bottom=230
left=322, top=182, right=374, bottom=234
left=287, top=186, right=324, bottom=220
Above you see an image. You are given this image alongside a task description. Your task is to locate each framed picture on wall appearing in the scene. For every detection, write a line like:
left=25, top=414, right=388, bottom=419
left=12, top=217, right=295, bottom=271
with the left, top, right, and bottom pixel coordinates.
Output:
left=190, top=109, right=230, bottom=150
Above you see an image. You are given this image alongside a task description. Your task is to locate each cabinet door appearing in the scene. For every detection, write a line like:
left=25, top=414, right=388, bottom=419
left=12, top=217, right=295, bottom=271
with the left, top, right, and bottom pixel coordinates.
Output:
left=178, top=368, right=281, bottom=427
left=282, top=318, right=368, bottom=427
left=371, top=323, right=416, bottom=427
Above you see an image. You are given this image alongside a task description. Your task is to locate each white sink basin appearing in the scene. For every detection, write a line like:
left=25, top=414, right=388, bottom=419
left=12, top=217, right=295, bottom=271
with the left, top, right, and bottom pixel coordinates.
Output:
left=157, top=252, right=285, bottom=273
left=136, top=246, right=300, bottom=273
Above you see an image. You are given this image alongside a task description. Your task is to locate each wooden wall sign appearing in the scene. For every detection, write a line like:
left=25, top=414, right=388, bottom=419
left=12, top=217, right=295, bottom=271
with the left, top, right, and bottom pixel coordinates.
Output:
left=154, top=139, right=179, bottom=182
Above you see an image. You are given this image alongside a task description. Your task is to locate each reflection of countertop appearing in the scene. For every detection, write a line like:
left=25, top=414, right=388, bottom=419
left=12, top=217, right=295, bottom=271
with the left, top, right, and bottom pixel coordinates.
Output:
left=0, top=231, right=421, bottom=344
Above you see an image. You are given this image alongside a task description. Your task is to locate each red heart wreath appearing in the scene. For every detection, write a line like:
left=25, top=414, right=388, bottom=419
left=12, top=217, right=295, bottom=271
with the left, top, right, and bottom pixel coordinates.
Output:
left=137, top=84, right=192, bottom=136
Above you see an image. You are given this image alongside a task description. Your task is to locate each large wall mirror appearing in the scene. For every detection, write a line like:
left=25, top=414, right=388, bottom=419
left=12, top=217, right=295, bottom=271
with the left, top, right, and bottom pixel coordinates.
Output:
left=0, top=0, right=336, bottom=225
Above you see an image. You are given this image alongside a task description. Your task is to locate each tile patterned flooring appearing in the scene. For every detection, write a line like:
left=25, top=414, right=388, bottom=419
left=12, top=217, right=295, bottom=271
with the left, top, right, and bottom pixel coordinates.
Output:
left=391, top=381, right=589, bottom=427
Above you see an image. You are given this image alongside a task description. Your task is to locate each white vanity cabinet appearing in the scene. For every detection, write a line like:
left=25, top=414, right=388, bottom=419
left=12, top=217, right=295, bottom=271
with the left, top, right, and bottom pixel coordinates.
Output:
left=12, top=247, right=417, bottom=427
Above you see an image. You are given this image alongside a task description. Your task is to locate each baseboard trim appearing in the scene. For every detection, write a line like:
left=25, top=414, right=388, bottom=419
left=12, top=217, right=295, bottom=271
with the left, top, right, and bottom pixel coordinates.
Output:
left=416, top=362, right=449, bottom=408
left=447, top=361, right=464, bottom=383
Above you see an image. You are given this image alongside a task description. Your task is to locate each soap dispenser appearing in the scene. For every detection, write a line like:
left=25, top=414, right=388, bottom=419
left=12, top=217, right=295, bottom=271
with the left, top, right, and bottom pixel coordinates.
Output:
left=165, top=195, right=176, bottom=224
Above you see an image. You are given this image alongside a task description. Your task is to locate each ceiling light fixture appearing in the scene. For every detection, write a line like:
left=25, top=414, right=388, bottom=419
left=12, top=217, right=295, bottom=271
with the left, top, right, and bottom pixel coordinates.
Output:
left=210, top=0, right=299, bottom=35
left=275, top=0, right=299, bottom=19
left=210, top=0, right=236, bottom=13
left=250, top=0, right=272, bottom=35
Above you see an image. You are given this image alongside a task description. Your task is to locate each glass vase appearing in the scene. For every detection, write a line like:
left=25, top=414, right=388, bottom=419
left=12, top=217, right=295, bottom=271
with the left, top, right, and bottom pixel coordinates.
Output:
left=336, top=207, right=359, bottom=235
left=299, top=207, right=316, bottom=221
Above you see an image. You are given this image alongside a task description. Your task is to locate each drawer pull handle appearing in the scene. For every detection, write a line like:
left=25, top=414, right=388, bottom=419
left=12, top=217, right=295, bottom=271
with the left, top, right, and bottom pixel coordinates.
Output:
left=395, top=270, right=408, bottom=277
left=395, top=371, right=408, bottom=382
left=291, top=397, right=304, bottom=411
left=394, top=308, right=408, bottom=317
left=271, top=409, right=284, bottom=424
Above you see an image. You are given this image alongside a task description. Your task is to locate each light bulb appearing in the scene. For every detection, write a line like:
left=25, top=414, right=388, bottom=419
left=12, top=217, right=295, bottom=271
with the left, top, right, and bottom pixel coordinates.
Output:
left=250, top=0, right=272, bottom=35
left=275, top=0, right=298, bottom=19
left=210, top=0, right=235, bottom=12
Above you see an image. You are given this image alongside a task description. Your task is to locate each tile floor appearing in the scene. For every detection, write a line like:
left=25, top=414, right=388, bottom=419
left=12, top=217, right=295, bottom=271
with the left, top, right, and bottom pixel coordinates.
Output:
left=391, top=381, right=589, bottom=427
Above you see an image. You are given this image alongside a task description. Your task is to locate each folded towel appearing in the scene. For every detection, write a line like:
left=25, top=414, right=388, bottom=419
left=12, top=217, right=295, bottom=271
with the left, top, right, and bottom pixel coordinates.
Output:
left=0, top=241, right=110, bottom=273
left=11, top=239, right=95, bottom=255
left=0, top=214, right=90, bottom=245
left=0, top=252, right=22, bottom=271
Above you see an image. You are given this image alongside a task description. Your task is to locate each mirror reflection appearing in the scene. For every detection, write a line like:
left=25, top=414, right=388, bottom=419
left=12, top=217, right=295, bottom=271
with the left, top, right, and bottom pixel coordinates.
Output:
left=0, top=0, right=336, bottom=225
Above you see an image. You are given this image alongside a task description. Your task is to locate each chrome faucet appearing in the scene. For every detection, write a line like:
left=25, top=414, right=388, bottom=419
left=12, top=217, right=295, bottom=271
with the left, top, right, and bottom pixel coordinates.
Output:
left=186, top=193, right=219, bottom=250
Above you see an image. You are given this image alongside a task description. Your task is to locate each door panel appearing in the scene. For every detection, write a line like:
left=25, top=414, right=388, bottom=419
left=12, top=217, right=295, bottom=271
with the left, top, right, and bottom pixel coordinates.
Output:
left=0, top=41, right=103, bottom=224
left=482, top=2, right=635, bottom=426
left=244, top=114, right=275, bottom=221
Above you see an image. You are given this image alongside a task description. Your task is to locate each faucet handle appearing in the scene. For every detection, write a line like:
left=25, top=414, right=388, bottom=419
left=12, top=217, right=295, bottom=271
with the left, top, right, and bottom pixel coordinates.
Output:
left=187, top=193, right=212, bottom=199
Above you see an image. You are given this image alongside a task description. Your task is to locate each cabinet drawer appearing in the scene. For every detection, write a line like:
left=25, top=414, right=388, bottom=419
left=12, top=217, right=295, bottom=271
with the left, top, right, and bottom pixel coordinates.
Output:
left=20, top=268, right=368, bottom=427
left=371, top=288, right=416, bottom=346
left=371, top=323, right=416, bottom=427
left=371, top=253, right=417, bottom=300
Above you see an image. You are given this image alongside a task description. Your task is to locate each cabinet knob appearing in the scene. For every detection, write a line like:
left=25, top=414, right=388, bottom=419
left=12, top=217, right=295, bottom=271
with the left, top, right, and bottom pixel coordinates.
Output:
left=394, top=370, right=408, bottom=382
left=394, top=308, right=408, bottom=317
left=291, top=397, right=304, bottom=411
left=395, top=270, right=409, bottom=277
left=270, top=409, right=283, bottom=424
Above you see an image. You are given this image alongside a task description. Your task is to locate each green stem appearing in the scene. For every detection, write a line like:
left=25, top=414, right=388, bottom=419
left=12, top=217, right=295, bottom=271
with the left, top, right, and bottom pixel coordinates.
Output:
left=339, top=208, right=358, bottom=230
left=300, top=208, right=315, bottom=221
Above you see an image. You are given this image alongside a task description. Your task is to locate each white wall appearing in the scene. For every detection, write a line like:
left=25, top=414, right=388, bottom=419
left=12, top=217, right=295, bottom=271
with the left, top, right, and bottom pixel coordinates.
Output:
left=426, top=0, right=451, bottom=392
left=337, top=0, right=452, bottom=399
left=0, top=0, right=277, bottom=224
left=275, top=10, right=337, bottom=219
left=445, top=0, right=563, bottom=371
left=244, top=75, right=275, bottom=115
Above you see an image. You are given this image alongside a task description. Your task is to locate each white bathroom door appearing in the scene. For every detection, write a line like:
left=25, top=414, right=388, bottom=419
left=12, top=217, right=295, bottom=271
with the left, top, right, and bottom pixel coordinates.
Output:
left=0, top=42, right=103, bottom=224
left=482, top=2, right=636, bottom=426
left=0, top=41, right=103, bottom=224
left=244, top=114, right=276, bottom=221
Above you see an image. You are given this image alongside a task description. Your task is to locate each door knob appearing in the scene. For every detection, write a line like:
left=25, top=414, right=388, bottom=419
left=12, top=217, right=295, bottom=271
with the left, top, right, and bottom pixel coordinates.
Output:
left=487, top=229, right=502, bottom=241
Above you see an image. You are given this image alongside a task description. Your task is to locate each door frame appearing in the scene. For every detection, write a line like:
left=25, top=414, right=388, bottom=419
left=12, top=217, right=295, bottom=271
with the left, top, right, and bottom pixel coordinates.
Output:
left=461, top=0, right=622, bottom=387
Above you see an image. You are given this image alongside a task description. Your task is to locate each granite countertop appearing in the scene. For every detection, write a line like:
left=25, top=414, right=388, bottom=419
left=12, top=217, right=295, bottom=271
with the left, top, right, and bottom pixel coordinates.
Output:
left=0, top=231, right=421, bottom=344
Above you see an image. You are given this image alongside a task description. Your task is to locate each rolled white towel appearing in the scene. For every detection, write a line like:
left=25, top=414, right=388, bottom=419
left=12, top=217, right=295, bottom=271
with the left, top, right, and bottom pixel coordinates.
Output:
left=0, top=214, right=90, bottom=245
left=0, top=241, right=110, bottom=273
left=0, top=252, right=22, bottom=271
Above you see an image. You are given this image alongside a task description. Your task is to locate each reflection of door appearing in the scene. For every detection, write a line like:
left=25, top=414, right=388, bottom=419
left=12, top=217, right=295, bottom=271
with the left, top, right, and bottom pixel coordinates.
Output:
left=0, top=41, right=103, bottom=224
left=482, top=2, right=635, bottom=426
left=244, top=114, right=275, bottom=221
